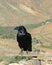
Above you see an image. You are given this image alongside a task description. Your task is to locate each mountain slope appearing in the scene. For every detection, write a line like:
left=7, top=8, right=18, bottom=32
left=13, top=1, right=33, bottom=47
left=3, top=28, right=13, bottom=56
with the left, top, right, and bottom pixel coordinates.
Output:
left=0, top=0, right=52, bottom=26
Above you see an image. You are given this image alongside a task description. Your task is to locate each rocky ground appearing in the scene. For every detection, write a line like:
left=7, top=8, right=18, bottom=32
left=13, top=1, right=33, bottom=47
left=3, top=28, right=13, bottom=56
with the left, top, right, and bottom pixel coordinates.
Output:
left=0, top=58, right=52, bottom=65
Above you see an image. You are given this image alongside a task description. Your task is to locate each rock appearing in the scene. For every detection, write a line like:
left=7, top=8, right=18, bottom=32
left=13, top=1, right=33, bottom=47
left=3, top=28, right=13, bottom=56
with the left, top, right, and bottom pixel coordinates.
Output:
left=9, top=63, right=20, bottom=65
left=0, top=61, right=6, bottom=65
left=19, top=60, right=28, bottom=65
left=9, top=62, right=26, bottom=65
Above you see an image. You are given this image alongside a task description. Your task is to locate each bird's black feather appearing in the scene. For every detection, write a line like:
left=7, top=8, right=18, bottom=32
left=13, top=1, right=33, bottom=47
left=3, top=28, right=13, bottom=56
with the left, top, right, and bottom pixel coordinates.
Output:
left=15, top=26, right=32, bottom=52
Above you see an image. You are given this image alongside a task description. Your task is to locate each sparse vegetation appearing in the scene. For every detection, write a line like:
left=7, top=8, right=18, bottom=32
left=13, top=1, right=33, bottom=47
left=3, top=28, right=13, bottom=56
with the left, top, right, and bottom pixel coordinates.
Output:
left=42, top=45, right=52, bottom=49
left=0, top=26, right=16, bottom=39
left=34, top=48, right=40, bottom=52
left=0, top=56, right=33, bottom=65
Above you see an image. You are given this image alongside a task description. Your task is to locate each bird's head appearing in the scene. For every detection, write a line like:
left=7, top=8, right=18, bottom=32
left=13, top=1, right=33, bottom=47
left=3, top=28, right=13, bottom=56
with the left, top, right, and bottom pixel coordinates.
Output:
left=14, top=26, right=27, bottom=35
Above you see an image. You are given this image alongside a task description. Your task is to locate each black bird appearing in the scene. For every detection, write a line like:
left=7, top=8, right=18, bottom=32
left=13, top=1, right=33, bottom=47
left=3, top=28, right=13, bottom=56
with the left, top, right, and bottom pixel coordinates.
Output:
left=14, top=26, right=32, bottom=54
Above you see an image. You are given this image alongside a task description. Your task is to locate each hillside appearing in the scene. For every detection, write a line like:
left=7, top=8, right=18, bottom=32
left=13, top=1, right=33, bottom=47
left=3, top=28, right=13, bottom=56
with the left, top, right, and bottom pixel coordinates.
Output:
left=0, top=0, right=52, bottom=57
left=0, top=0, right=52, bottom=26
left=0, top=0, right=52, bottom=44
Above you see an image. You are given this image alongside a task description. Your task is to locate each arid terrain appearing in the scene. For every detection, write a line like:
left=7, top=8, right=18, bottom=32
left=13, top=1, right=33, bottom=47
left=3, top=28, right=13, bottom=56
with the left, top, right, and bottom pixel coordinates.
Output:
left=0, top=0, right=52, bottom=65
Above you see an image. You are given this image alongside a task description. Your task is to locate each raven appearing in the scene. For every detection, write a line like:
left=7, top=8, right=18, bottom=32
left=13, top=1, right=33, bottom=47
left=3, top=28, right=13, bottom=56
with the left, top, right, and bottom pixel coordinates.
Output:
left=14, top=26, right=32, bottom=54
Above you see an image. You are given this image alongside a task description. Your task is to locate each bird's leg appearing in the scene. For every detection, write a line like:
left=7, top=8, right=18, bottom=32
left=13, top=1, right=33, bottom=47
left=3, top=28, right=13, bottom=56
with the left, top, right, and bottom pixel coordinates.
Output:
left=26, top=50, right=28, bottom=54
left=21, top=48, right=23, bottom=54
left=19, top=48, right=23, bottom=55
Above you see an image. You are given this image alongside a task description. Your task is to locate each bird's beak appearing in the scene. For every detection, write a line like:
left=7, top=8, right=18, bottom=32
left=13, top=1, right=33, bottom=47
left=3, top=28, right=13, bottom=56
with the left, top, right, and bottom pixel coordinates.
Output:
left=14, top=27, right=19, bottom=30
